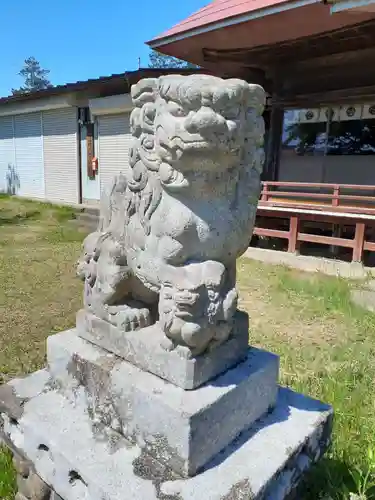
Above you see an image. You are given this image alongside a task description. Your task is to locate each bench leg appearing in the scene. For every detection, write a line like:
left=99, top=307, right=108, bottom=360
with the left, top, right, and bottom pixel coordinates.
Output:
left=288, top=216, right=299, bottom=253
left=330, top=224, right=342, bottom=256
left=353, top=222, right=365, bottom=262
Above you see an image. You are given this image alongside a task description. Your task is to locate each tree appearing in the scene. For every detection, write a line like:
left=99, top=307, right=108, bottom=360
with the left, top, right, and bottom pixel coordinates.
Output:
left=148, top=50, right=198, bottom=69
left=12, top=57, right=52, bottom=95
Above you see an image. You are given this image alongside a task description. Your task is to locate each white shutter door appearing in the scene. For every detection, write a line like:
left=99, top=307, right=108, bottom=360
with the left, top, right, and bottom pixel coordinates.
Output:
left=14, top=112, right=44, bottom=199
left=0, top=116, right=15, bottom=193
left=98, top=113, right=132, bottom=194
left=43, top=108, right=79, bottom=204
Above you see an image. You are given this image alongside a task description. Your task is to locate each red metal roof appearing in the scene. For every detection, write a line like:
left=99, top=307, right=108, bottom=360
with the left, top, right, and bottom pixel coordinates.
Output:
left=151, top=0, right=293, bottom=42
left=148, top=0, right=375, bottom=70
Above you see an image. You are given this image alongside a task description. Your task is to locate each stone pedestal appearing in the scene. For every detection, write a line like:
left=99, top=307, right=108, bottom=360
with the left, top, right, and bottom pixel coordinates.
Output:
left=76, top=309, right=250, bottom=390
left=48, top=329, right=279, bottom=477
left=0, top=327, right=332, bottom=500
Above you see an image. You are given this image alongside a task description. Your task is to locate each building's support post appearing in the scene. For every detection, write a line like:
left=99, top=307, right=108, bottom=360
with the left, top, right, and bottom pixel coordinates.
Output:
left=288, top=215, right=300, bottom=253
left=353, top=222, right=365, bottom=262
left=320, top=108, right=333, bottom=184
left=330, top=224, right=342, bottom=256
left=77, top=109, right=83, bottom=204
left=263, top=105, right=284, bottom=182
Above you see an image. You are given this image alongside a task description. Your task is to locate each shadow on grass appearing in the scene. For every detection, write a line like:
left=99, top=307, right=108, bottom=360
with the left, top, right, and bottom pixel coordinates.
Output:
left=0, top=197, right=78, bottom=227
left=299, top=453, right=375, bottom=499
left=0, top=210, right=41, bottom=226
left=299, top=456, right=351, bottom=499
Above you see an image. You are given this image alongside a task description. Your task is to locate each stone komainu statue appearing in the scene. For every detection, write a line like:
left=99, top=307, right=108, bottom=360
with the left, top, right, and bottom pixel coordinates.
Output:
left=78, top=74, right=265, bottom=357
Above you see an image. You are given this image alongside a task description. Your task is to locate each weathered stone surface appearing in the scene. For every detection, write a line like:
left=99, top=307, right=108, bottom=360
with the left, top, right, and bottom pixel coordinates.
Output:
left=0, top=369, right=51, bottom=451
left=77, top=309, right=250, bottom=389
left=13, top=455, right=68, bottom=500
left=12, top=460, right=58, bottom=500
left=0, top=371, right=56, bottom=500
left=15, top=494, right=29, bottom=500
left=0, top=369, right=50, bottom=420
left=16, top=466, right=51, bottom=500
left=77, top=74, right=265, bottom=359
left=48, top=329, right=279, bottom=477
left=2, top=381, right=332, bottom=500
left=50, top=492, right=64, bottom=500
left=1, top=438, right=56, bottom=500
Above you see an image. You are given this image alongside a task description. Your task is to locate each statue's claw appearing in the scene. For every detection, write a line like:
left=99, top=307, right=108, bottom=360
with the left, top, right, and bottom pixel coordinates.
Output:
left=106, top=304, right=151, bottom=331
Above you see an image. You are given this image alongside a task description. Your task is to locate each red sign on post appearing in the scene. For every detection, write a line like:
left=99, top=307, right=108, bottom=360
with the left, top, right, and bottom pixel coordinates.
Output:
left=86, top=123, right=96, bottom=178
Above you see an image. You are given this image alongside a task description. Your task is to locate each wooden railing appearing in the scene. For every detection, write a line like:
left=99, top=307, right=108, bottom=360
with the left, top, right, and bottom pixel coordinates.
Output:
left=254, top=181, right=375, bottom=262
left=260, top=181, right=375, bottom=215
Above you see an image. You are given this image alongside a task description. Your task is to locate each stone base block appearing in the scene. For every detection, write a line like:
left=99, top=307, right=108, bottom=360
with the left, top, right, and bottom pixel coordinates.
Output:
left=47, top=329, right=279, bottom=477
left=14, top=492, right=63, bottom=500
left=0, top=380, right=63, bottom=500
left=0, top=369, right=50, bottom=421
left=76, top=309, right=250, bottom=390
left=1, top=379, right=333, bottom=500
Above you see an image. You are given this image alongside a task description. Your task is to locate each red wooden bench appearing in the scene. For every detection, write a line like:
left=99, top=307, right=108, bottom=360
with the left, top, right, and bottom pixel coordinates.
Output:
left=255, top=182, right=375, bottom=262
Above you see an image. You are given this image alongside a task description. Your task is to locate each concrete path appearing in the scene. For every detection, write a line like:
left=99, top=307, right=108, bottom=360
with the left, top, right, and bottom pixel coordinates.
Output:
left=350, top=280, right=375, bottom=312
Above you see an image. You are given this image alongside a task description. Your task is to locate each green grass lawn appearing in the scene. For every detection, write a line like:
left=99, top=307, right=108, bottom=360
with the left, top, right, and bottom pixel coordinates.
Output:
left=0, top=448, right=16, bottom=500
left=0, top=195, right=84, bottom=499
left=1, top=195, right=375, bottom=499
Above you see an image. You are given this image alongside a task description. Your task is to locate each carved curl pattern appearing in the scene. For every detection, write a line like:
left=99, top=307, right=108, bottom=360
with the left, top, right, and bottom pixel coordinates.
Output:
left=127, top=79, right=162, bottom=235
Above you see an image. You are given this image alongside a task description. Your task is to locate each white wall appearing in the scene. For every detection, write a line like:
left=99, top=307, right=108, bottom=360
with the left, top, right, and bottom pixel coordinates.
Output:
left=43, top=108, right=79, bottom=204
left=97, top=113, right=132, bottom=195
left=13, top=112, right=45, bottom=199
left=0, top=107, right=79, bottom=203
left=0, top=116, right=15, bottom=193
left=0, top=94, right=73, bottom=117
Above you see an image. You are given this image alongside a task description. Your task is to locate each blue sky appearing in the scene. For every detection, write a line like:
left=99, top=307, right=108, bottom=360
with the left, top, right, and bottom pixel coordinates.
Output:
left=0, top=0, right=207, bottom=97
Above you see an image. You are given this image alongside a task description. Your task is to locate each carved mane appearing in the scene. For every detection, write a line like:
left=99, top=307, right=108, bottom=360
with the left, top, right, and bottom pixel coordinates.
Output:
left=125, top=78, right=162, bottom=235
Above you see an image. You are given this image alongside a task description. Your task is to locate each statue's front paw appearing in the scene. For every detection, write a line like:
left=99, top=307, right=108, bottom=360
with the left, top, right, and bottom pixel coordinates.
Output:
left=109, top=305, right=151, bottom=331
left=175, top=344, right=193, bottom=359
left=174, top=320, right=215, bottom=357
left=211, top=321, right=232, bottom=346
left=160, top=336, right=174, bottom=352
left=180, top=321, right=202, bottom=347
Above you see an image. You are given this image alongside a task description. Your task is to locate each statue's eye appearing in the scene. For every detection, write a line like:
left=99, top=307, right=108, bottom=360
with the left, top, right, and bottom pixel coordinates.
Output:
left=168, top=102, right=187, bottom=117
